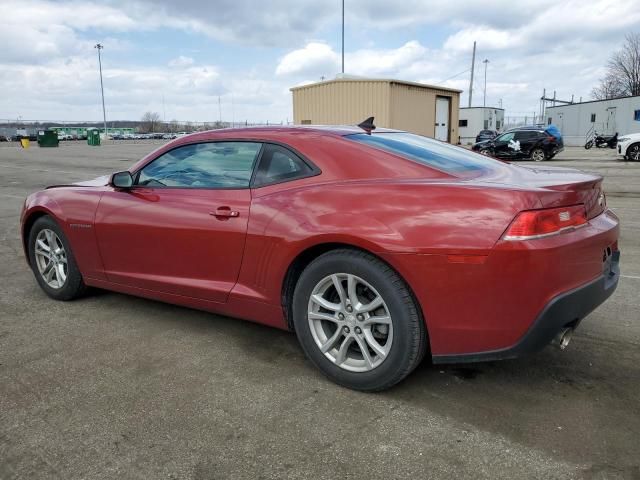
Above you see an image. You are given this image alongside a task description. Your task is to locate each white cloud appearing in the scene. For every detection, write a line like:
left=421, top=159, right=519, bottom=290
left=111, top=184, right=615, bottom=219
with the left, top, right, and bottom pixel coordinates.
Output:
left=168, top=56, right=195, bottom=68
left=276, top=43, right=340, bottom=77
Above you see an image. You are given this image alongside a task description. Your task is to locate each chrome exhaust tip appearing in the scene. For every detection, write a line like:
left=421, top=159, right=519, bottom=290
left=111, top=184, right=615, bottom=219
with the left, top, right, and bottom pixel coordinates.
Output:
left=555, top=328, right=573, bottom=350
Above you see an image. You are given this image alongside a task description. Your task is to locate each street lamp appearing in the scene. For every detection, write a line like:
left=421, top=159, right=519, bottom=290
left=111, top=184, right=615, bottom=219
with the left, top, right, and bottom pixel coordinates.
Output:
left=341, top=0, right=345, bottom=74
left=482, top=58, right=489, bottom=107
left=94, top=44, right=107, bottom=137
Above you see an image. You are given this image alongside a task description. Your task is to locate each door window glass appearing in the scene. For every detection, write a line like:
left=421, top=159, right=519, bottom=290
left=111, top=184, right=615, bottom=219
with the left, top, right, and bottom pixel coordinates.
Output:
left=253, top=144, right=313, bottom=186
left=495, top=132, right=515, bottom=143
left=137, top=142, right=262, bottom=188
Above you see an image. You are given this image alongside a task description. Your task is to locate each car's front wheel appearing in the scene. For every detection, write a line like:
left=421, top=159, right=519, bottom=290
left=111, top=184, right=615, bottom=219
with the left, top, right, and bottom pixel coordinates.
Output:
left=292, top=249, right=427, bottom=391
left=28, top=215, right=86, bottom=300
left=627, top=143, right=640, bottom=161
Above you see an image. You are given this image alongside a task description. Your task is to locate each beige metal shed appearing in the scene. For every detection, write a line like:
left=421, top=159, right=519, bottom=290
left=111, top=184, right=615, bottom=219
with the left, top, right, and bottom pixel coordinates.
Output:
left=291, top=77, right=461, bottom=142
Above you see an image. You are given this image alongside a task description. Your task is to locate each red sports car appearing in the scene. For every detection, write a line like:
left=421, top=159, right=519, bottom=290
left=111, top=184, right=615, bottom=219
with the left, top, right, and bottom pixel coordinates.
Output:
left=21, top=125, right=620, bottom=391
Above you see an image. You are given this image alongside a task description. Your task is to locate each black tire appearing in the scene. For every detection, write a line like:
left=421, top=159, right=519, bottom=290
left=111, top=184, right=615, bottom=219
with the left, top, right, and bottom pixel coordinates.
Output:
left=28, top=215, right=86, bottom=301
left=585, top=140, right=593, bottom=149
left=479, top=148, right=491, bottom=156
left=627, top=143, right=640, bottom=161
left=531, top=148, right=546, bottom=162
left=292, top=249, right=427, bottom=391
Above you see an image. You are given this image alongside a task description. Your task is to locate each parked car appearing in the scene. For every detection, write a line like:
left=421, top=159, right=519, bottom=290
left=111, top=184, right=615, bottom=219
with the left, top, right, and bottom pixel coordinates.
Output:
left=472, top=126, right=564, bottom=161
left=57, top=133, right=72, bottom=141
left=20, top=125, right=619, bottom=391
left=0, top=134, right=8, bottom=142
left=475, top=129, right=498, bottom=143
left=162, top=133, right=177, bottom=139
left=617, top=133, right=640, bottom=161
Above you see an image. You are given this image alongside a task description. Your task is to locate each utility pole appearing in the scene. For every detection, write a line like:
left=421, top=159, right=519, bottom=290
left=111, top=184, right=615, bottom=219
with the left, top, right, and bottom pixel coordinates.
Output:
left=218, top=96, right=222, bottom=124
left=468, top=41, right=476, bottom=107
left=482, top=59, right=489, bottom=107
left=162, top=93, right=166, bottom=127
left=341, top=0, right=345, bottom=74
left=94, top=44, right=107, bottom=136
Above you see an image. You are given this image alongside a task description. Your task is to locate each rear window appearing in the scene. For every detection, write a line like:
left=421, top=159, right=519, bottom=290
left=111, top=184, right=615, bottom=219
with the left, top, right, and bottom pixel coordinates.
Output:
left=346, top=132, right=501, bottom=175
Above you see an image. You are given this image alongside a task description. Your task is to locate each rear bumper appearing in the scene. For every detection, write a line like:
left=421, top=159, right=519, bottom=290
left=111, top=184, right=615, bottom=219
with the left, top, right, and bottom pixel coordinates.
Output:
left=432, top=250, right=620, bottom=364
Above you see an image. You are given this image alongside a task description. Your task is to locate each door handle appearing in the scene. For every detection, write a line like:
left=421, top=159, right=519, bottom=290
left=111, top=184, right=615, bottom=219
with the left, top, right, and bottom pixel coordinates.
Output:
left=210, top=207, right=240, bottom=218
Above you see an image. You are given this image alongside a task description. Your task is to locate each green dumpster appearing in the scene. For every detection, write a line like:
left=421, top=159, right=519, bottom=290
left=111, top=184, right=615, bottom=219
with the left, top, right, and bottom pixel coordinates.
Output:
left=87, top=129, right=101, bottom=146
left=37, top=130, right=59, bottom=147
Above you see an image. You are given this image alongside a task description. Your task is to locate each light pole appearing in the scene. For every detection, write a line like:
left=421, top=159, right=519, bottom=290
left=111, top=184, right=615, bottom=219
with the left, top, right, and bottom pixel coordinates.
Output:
left=341, top=0, right=345, bottom=74
left=94, top=44, right=107, bottom=136
left=482, top=58, right=489, bottom=107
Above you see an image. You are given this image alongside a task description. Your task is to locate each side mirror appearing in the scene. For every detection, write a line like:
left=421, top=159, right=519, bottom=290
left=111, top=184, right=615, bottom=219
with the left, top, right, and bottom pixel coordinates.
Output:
left=111, top=171, right=133, bottom=189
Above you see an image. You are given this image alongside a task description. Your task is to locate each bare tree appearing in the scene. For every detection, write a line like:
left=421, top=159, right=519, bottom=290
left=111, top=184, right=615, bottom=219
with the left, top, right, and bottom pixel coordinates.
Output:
left=140, top=111, right=161, bottom=133
left=592, top=73, right=625, bottom=100
left=592, top=33, right=640, bottom=100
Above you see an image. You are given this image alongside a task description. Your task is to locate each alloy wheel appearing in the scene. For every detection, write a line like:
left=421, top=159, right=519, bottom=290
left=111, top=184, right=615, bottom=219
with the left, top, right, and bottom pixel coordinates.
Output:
left=307, top=273, right=393, bottom=373
left=532, top=149, right=545, bottom=162
left=34, top=229, right=68, bottom=289
left=630, top=145, right=640, bottom=161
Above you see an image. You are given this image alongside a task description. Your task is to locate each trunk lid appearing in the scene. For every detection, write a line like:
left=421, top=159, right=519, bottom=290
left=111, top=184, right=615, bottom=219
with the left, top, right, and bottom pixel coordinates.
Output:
left=481, top=165, right=605, bottom=219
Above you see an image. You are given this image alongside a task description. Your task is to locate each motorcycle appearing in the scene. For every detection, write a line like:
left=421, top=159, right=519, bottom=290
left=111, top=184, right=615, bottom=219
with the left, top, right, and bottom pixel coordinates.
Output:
left=585, top=132, right=618, bottom=149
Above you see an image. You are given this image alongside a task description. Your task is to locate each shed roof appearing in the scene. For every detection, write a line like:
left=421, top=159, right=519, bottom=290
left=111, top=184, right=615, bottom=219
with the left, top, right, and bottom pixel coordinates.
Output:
left=290, top=77, right=462, bottom=94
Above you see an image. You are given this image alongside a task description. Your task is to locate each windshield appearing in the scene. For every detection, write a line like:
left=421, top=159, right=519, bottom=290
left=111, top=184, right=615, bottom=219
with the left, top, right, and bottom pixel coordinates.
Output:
left=346, top=132, right=503, bottom=176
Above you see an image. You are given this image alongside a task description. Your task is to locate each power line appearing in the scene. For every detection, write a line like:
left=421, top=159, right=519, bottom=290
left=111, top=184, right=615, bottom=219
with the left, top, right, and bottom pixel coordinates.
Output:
left=435, top=68, right=471, bottom=85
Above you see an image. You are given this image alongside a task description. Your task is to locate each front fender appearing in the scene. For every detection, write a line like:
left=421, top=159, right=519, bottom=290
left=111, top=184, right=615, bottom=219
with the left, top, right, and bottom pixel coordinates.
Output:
left=21, top=188, right=106, bottom=280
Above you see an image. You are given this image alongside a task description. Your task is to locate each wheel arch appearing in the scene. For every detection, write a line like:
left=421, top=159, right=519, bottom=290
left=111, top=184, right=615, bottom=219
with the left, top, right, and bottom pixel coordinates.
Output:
left=21, top=208, right=55, bottom=263
left=626, top=141, right=640, bottom=160
left=280, top=242, right=428, bottom=341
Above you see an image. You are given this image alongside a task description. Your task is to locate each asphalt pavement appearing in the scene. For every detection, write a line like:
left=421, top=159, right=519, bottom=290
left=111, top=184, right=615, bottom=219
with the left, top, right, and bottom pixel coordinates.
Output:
left=0, top=142, right=639, bottom=479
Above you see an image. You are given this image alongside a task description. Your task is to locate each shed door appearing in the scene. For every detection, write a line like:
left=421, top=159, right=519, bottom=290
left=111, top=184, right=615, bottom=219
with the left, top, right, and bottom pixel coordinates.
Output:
left=435, top=96, right=450, bottom=141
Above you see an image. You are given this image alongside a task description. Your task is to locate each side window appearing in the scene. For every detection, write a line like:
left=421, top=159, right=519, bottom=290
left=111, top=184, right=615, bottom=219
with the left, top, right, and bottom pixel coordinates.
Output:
left=253, top=144, right=313, bottom=186
left=136, top=142, right=262, bottom=189
left=496, top=132, right=514, bottom=143
left=514, top=131, right=534, bottom=141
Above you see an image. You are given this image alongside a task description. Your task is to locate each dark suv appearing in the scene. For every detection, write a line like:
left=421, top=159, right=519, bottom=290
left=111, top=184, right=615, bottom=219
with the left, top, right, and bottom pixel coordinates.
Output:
left=472, top=126, right=563, bottom=161
left=475, top=129, right=498, bottom=143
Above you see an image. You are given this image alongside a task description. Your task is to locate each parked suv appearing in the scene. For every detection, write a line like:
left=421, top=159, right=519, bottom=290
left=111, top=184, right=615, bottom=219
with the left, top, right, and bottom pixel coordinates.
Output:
left=475, top=129, right=498, bottom=143
left=617, top=133, right=640, bottom=161
left=472, top=126, right=564, bottom=161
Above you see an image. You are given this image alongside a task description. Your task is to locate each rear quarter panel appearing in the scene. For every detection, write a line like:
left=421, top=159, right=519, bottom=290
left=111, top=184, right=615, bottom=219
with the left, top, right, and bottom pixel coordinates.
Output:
left=233, top=180, right=543, bottom=310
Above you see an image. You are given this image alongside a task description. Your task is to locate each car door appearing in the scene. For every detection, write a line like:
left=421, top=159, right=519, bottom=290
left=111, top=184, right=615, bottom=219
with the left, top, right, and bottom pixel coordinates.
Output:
left=513, top=131, right=537, bottom=159
left=491, top=132, right=516, bottom=159
left=94, top=141, right=262, bottom=303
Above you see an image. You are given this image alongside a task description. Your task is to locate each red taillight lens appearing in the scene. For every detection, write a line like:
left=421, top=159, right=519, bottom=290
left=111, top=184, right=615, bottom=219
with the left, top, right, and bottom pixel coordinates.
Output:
left=503, top=205, right=587, bottom=240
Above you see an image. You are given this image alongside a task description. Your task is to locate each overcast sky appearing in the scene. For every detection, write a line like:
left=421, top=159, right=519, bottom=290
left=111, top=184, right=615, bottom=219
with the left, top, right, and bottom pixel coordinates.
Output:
left=1, top=0, right=639, bottom=124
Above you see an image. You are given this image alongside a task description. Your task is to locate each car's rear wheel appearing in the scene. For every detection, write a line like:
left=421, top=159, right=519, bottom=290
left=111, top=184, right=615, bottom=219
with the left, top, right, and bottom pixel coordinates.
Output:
left=628, top=143, right=640, bottom=161
left=531, top=148, right=546, bottom=162
left=292, top=249, right=427, bottom=391
left=479, top=148, right=491, bottom=156
left=28, top=215, right=86, bottom=301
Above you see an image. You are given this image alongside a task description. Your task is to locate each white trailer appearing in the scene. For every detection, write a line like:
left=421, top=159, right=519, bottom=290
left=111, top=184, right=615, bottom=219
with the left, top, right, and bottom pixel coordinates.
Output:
left=546, top=95, right=640, bottom=147
left=458, top=107, right=505, bottom=144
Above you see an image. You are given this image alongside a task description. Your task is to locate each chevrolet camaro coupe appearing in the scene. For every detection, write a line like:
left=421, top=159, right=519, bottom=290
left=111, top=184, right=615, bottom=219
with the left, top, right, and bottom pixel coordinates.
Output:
left=21, top=123, right=620, bottom=391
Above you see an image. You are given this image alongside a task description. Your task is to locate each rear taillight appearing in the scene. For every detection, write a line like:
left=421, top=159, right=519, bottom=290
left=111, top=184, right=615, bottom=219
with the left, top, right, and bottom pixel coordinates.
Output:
left=503, top=205, right=587, bottom=240
left=547, top=135, right=556, bottom=142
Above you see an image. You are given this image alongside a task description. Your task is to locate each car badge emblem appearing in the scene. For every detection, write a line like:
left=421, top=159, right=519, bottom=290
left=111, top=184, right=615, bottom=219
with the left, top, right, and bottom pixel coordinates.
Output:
left=598, top=193, right=605, bottom=206
left=559, top=211, right=570, bottom=222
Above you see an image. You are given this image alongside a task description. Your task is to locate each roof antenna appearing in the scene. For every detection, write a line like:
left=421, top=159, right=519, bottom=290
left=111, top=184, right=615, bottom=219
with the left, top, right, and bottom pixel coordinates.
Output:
left=357, top=116, right=376, bottom=134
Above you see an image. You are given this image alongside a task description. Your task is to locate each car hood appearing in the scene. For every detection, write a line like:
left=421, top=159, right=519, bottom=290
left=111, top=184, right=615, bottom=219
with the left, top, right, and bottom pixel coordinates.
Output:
left=46, top=174, right=111, bottom=189
left=473, top=139, right=493, bottom=147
